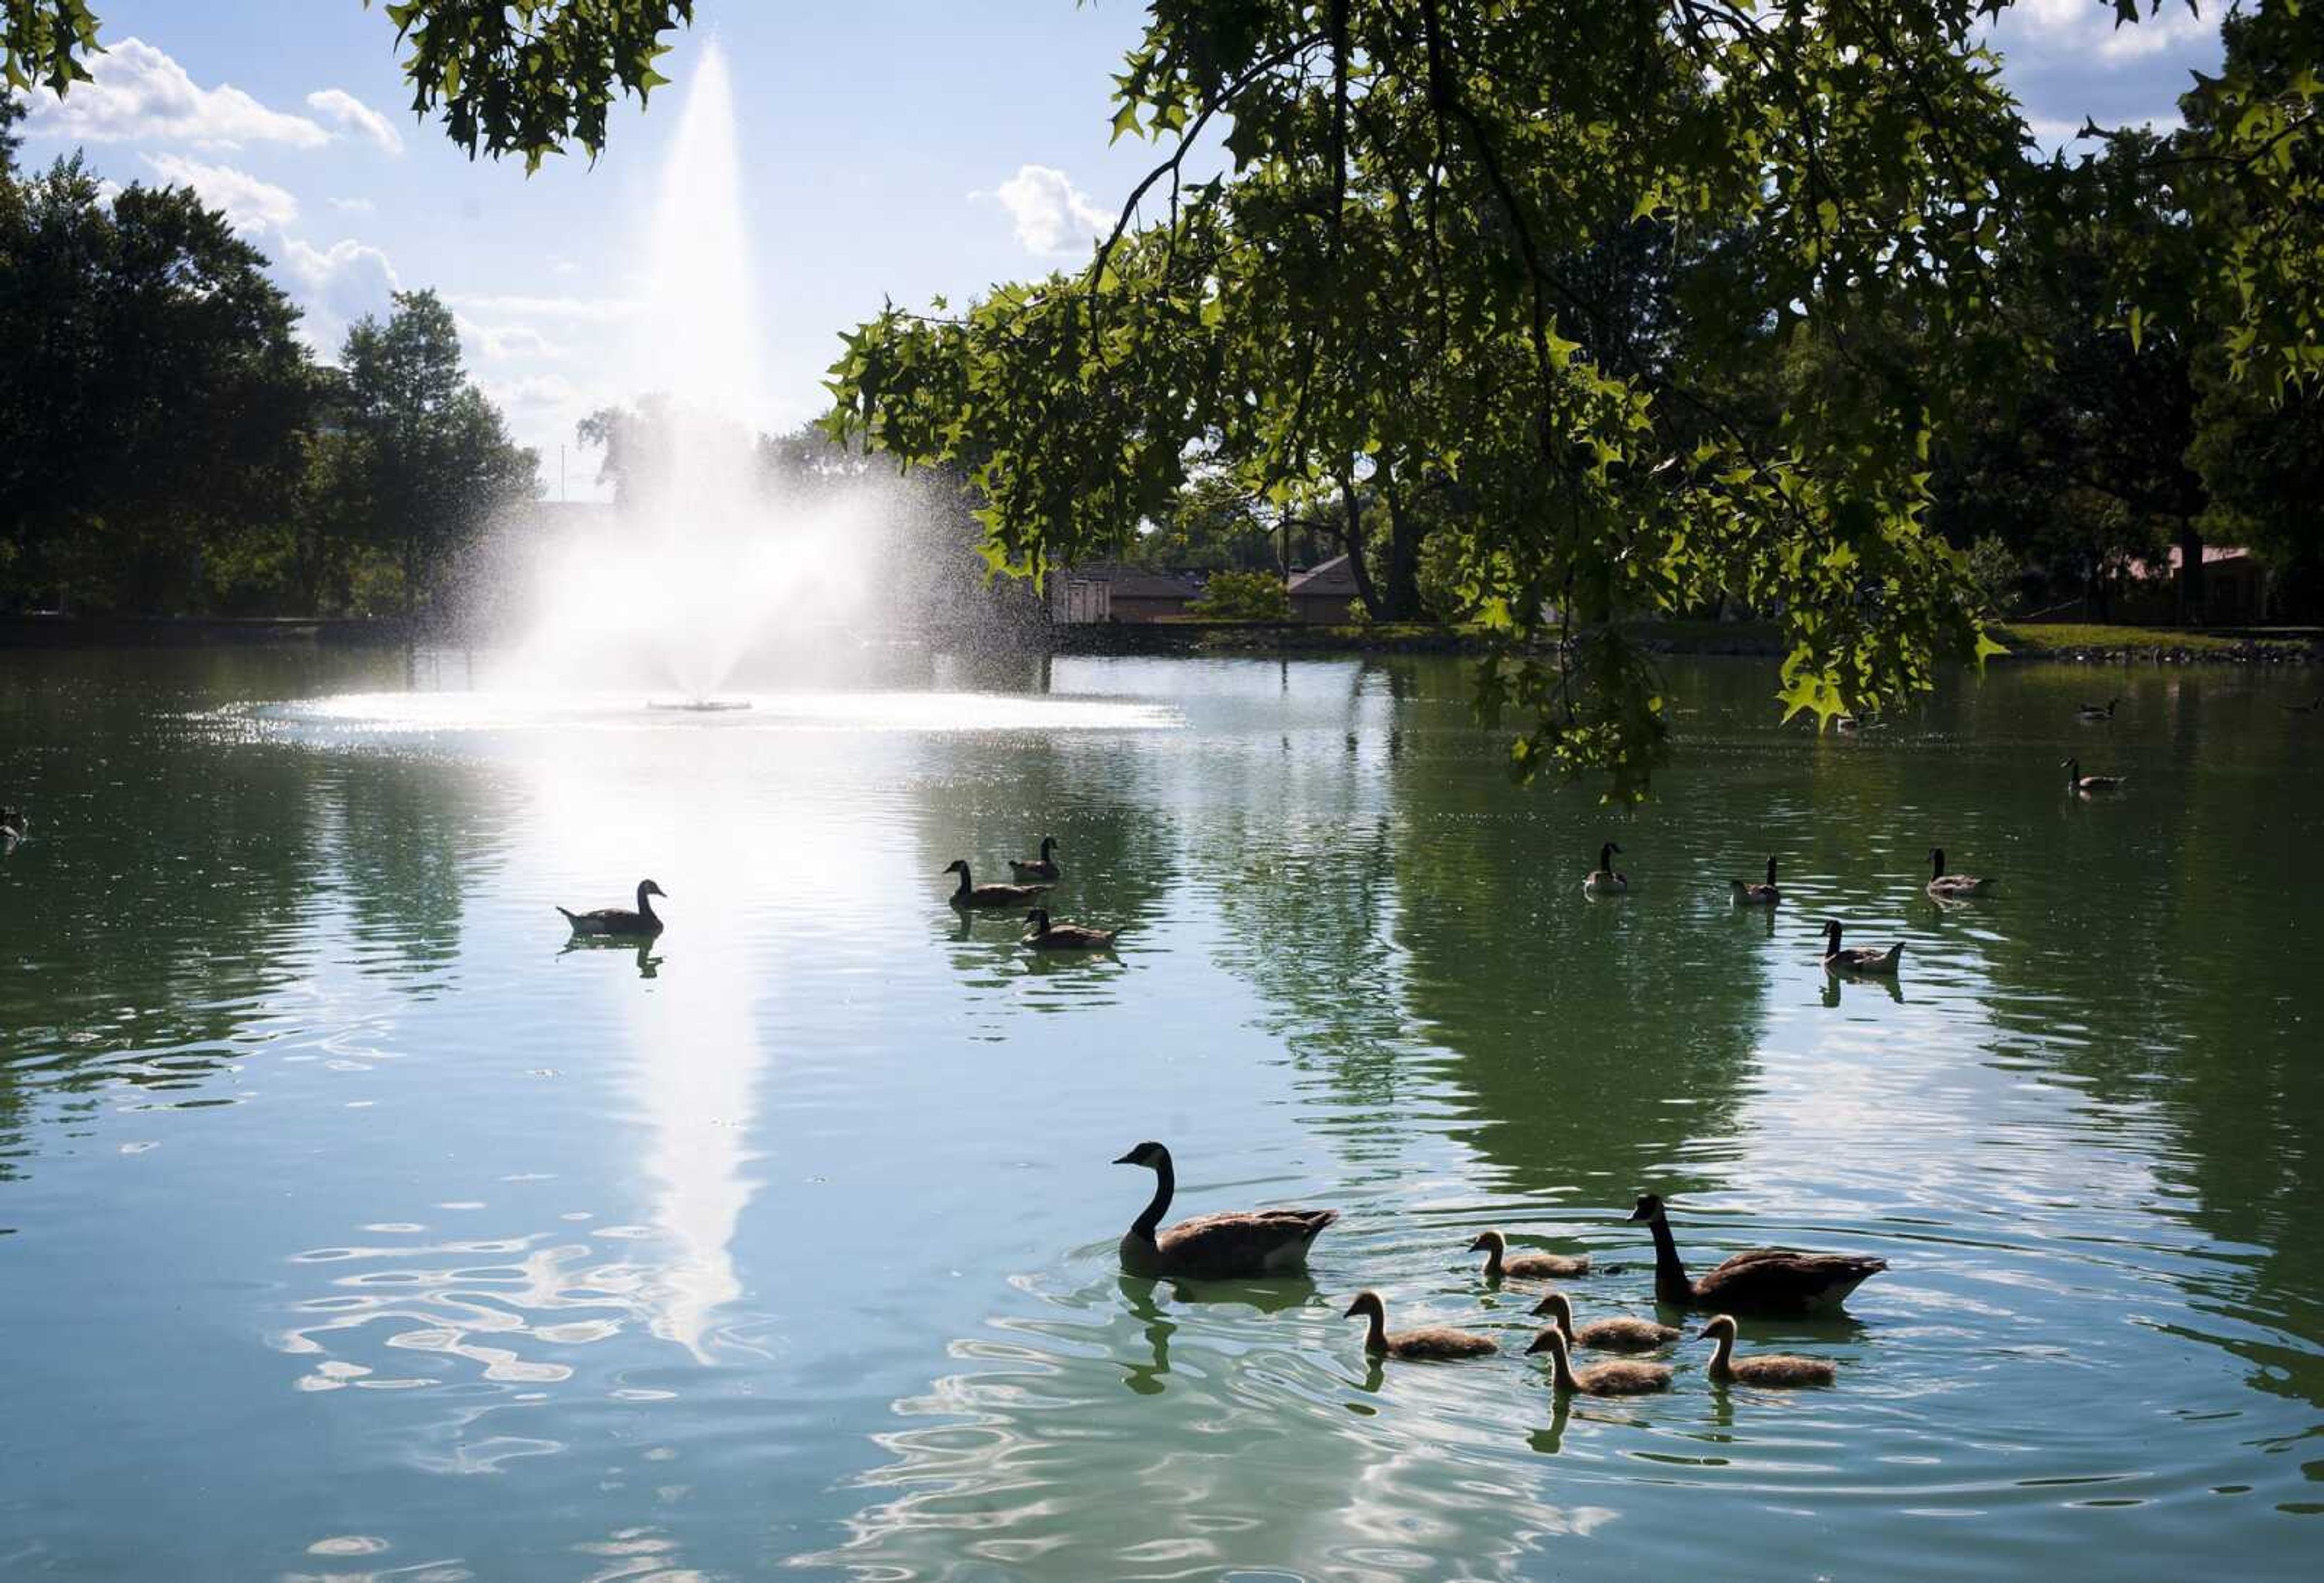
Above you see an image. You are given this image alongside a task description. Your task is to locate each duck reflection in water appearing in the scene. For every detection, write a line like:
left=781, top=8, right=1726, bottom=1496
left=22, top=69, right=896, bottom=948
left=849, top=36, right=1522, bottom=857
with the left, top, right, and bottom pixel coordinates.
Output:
left=1115, top=1273, right=1317, bottom=1396
left=558, top=933, right=665, bottom=980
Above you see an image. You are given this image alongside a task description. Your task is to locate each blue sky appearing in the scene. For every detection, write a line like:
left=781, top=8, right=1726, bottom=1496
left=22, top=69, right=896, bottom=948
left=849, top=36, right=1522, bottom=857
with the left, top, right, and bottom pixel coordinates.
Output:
left=15, top=1, right=2224, bottom=498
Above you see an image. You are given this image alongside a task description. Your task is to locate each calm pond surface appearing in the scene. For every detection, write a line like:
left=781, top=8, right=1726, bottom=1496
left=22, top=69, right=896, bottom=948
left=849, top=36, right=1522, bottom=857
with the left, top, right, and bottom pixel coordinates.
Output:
left=2, top=645, right=2321, bottom=1581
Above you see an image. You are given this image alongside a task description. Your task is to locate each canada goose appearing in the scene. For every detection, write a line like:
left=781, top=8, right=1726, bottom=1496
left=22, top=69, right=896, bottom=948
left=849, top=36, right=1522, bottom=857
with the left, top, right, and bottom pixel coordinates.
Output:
left=1469, top=1228, right=1591, bottom=1280
left=1731, top=855, right=1781, bottom=906
left=1008, top=836, right=1062, bottom=882
left=2076, top=697, right=2120, bottom=723
left=944, top=859, right=1051, bottom=909
left=1925, top=847, right=1994, bottom=899
left=1525, top=1326, right=1672, bottom=1395
left=1113, top=1141, right=1337, bottom=1279
left=1820, top=919, right=1901, bottom=975
left=1627, top=1193, right=1885, bottom=1314
left=1342, top=1290, right=1497, bottom=1360
left=1698, top=1314, right=1837, bottom=1386
left=1583, top=842, right=1628, bottom=896
left=1529, top=1290, right=1679, bottom=1353
left=1022, top=908, right=1117, bottom=950
left=557, top=879, right=666, bottom=937
left=2063, top=758, right=2126, bottom=793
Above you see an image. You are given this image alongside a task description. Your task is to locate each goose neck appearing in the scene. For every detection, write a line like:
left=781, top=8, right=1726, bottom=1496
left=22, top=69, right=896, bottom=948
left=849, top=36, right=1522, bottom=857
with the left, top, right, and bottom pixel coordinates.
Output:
left=1131, top=1155, right=1174, bottom=1242
left=1645, top=1211, right=1692, bottom=1302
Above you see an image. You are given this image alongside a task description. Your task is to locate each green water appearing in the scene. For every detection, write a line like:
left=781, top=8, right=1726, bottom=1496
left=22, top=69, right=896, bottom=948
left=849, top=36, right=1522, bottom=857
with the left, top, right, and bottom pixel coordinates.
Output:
left=2, top=646, right=2320, bottom=1581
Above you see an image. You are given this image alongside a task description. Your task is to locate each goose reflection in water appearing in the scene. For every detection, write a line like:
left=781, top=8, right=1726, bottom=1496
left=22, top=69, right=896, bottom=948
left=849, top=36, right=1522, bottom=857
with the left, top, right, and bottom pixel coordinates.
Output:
left=1821, top=971, right=1906, bottom=1008
left=557, top=934, right=665, bottom=980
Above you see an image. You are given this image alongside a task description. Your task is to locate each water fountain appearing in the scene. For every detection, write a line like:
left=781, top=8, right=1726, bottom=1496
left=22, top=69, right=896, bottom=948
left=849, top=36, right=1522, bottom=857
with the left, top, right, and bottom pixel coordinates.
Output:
left=511, top=42, right=876, bottom=706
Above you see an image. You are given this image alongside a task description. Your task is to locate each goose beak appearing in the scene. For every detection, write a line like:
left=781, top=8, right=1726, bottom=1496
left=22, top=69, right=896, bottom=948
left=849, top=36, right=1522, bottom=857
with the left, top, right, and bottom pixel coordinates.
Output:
left=1529, top=1294, right=1557, bottom=1316
left=1111, top=1150, right=1139, bottom=1166
left=1625, top=1201, right=1652, bottom=1222
left=1695, top=1323, right=1718, bottom=1340
left=1465, top=1234, right=1489, bottom=1252
left=1524, top=1329, right=1556, bottom=1355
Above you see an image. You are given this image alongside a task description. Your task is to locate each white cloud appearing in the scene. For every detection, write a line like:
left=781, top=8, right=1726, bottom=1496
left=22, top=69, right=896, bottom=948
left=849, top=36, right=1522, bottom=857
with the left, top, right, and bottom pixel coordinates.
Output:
left=141, top=153, right=299, bottom=232
left=280, top=237, right=402, bottom=353
left=978, top=164, right=1111, bottom=255
left=1986, top=1, right=2221, bottom=136
left=2001, top=0, right=2213, bottom=64
left=443, top=292, right=642, bottom=324
left=456, top=315, right=568, bottom=361
left=306, top=89, right=405, bottom=157
left=24, top=38, right=330, bottom=149
left=329, top=197, right=376, bottom=214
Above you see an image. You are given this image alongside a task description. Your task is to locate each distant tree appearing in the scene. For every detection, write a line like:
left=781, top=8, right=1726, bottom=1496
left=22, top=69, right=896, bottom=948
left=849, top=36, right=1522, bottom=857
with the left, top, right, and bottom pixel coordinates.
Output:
left=1192, top=568, right=1290, bottom=621
left=1134, top=473, right=1278, bottom=572
left=337, top=290, right=538, bottom=617
left=0, top=152, right=316, bottom=611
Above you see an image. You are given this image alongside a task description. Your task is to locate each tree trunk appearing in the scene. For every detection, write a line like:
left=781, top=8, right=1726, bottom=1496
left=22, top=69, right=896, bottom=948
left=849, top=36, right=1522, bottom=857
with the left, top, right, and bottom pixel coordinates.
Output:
left=2174, top=520, right=2205, bottom=626
left=1377, top=463, right=1424, bottom=621
left=1336, top=470, right=1385, bottom=620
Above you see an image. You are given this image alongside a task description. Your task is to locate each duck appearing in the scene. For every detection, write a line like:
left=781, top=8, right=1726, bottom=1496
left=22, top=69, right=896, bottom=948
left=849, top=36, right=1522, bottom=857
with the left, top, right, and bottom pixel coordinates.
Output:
left=1731, top=855, right=1781, bottom=906
left=1529, top=1290, right=1679, bottom=1353
left=1925, top=847, right=1994, bottom=899
left=1022, top=908, right=1117, bottom=950
left=1820, top=919, right=1901, bottom=975
left=1342, top=1290, right=1497, bottom=1360
left=1468, top=1228, right=1590, bottom=1280
left=1008, top=836, right=1062, bottom=882
left=557, top=879, right=666, bottom=937
left=1582, top=842, right=1628, bottom=896
left=1113, top=1140, right=1338, bottom=1279
left=2063, top=758, right=2126, bottom=794
left=944, top=859, right=1051, bottom=909
left=1698, top=1313, right=1837, bottom=1386
left=2076, top=696, right=2120, bottom=723
left=1627, top=1193, right=1885, bottom=1314
left=1525, top=1326, right=1672, bottom=1395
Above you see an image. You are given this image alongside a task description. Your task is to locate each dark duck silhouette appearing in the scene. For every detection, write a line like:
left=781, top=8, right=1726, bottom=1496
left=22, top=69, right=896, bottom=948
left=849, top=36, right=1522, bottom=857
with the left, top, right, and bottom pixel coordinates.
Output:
left=557, top=879, right=666, bottom=937
left=1627, top=1193, right=1885, bottom=1315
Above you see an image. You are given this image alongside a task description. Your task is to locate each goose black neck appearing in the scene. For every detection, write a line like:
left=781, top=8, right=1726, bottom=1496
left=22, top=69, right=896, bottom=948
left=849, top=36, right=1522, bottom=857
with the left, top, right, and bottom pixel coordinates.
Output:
left=1765, top=856, right=1778, bottom=886
left=953, top=865, right=972, bottom=897
left=1599, top=844, right=1613, bottom=872
left=635, top=883, right=657, bottom=922
left=1131, top=1153, right=1175, bottom=1242
left=1930, top=849, right=1946, bottom=879
left=1644, top=1210, right=1693, bottom=1302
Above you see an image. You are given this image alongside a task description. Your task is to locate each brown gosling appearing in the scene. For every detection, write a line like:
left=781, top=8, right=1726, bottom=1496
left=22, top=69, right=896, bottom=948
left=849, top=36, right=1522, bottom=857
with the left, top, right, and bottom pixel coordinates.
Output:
left=1343, top=1290, right=1496, bottom=1361
left=1698, top=1313, right=1837, bottom=1387
left=1469, top=1228, right=1590, bottom=1281
left=1529, top=1290, right=1679, bottom=1354
left=1526, top=1326, right=1672, bottom=1396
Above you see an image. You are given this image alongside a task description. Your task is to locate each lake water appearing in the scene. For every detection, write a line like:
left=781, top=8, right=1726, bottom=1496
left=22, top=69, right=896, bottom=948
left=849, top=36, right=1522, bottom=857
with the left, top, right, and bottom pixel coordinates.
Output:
left=2, top=646, right=2320, bottom=1581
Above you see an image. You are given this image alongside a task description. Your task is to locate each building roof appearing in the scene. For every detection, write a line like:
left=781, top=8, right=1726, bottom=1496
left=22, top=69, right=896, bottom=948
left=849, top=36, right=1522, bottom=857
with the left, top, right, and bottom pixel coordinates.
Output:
left=1287, top=554, right=1357, bottom=597
left=1062, top=563, right=1202, bottom=601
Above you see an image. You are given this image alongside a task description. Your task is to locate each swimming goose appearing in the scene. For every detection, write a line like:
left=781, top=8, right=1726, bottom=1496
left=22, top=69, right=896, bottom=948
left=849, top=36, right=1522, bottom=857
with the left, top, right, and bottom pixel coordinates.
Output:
left=1698, top=1314, right=1837, bottom=1386
left=1820, top=920, right=1901, bottom=975
left=2063, top=758, right=2125, bottom=793
left=1469, top=1229, right=1590, bottom=1280
left=557, top=879, right=666, bottom=937
left=1022, top=908, right=1117, bottom=950
left=1009, top=836, right=1062, bottom=882
left=1628, top=1193, right=1885, bottom=1314
left=1113, top=1141, right=1337, bottom=1279
left=1, top=806, right=25, bottom=842
left=944, top=859, right=1051, bottom=909
left=1731, top=856, right=1781, bottom=906
left=1925, top=847, right=1994, bottom=899
left=2076, top=697, right=2120, bottom=723
left=1583, top=842, right=1628, bottom=896
left=1342, top=1290, right=1497, bottom=1360
left=1529, top=1290, right=1679, bottom=1353
left=1525, top=1327, right=1672, bottom=1395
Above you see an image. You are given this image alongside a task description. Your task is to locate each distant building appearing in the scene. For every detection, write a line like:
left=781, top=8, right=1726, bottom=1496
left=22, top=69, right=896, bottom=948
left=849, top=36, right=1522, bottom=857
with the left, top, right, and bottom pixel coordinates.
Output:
left=1287, top=554, right=1360, bottom=623
left=2120, top=543, right=2270, bottom=624
left=1049, top=563, right=1202, bottom=623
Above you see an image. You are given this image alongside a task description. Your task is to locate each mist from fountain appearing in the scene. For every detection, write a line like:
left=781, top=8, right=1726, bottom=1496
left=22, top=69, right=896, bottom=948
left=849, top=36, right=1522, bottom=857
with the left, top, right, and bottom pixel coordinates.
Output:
left=510, top=42, right=877, bottom=701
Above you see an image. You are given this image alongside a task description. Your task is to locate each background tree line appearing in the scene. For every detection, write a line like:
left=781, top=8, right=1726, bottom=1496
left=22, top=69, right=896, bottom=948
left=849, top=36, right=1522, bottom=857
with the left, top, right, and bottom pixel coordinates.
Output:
left=0, top=94, right=537, bottom=620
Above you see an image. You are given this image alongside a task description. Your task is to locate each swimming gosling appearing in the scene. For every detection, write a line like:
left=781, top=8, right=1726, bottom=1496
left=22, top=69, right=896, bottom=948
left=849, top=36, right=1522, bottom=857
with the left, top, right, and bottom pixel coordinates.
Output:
left=1343, top=1290, right=1496, bottom=1360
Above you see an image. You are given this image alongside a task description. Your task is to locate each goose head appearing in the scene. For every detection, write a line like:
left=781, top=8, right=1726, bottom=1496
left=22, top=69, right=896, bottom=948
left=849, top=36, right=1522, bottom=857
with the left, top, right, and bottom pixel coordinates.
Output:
left=943, top=859, right=970, bottom=877
left=1823, top=919, right=1843, bottom=949
left=1695, top=1314, right=1741, bottom=1343
left=1599, top=841, right=1623, bottom=868
left=1024, top=908, right=1051, bottom=930
left=1466, top=1230, right=1508, bottom=1257
left=1928, top=847, right=1946, bottom=878
left=1529, top=1290, right=1575, bottom=1326
left=637, top=879, right=667, bottom=900
left=1040, top=836, right=1059, bottom=857
left=1523, top=1326, right=1572, bottom=1359
left=1341, top=1290, right=1387, bottom=1323
left=1626, top=1192, right=1667, bottom=1225
left=1112, top=1140, right=1170, bottom=1170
